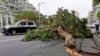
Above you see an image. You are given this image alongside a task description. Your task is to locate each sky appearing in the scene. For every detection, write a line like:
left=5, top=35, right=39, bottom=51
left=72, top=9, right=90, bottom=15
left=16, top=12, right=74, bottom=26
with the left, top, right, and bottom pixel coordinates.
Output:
left=29, top=0, right=92, bottom=18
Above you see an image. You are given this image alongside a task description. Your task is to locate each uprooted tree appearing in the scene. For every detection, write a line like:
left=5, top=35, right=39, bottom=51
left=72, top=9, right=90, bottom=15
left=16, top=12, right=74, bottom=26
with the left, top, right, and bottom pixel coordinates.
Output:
left=21, top=8, right=92, bottom=41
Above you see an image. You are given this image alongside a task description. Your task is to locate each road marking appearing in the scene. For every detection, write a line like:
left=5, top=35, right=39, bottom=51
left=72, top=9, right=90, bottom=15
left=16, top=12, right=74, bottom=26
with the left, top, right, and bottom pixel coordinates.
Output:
left=0, top=38, right=22, bottom=43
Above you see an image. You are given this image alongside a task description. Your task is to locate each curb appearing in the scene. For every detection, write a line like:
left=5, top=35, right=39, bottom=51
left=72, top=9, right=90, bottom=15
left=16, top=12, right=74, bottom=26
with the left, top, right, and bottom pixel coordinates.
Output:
left=93, top=35, right=100, bottom=51
left=0, top=33, right=3, bottom=35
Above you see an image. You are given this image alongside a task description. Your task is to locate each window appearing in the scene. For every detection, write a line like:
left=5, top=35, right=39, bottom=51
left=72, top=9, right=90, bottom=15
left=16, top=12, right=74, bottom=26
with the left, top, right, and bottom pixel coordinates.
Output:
left=20, top=22, right=26, bottom=25
left=8, top=17, right=11, bottom=24
left=10, top=6, right=14, bottom=10
left=28, top=22, right=33, bottom=25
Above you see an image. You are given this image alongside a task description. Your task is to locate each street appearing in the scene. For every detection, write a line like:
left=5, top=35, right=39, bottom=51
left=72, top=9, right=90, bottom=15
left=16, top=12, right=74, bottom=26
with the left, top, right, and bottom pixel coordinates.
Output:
left=0, top=34, right=65, bottom=56
left=0, top=34, right=99, bottom=56
left=0, top=0, right=99, bottom=56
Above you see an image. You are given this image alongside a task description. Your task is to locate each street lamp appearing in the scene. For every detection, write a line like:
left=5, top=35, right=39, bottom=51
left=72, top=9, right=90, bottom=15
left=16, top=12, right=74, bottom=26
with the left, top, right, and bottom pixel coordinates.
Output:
left=38, top=2, right=44, bottom=26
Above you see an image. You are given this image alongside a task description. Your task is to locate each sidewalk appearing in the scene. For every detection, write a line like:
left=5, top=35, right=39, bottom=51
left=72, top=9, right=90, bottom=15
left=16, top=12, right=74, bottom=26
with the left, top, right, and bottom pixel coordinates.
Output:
left=93, top=34, right=100, bottom=51
left=81, top=38, right=99, bottom=53
left=32, top=38, right=99, bottom=56
left=0, top=32, right=3, bottom=35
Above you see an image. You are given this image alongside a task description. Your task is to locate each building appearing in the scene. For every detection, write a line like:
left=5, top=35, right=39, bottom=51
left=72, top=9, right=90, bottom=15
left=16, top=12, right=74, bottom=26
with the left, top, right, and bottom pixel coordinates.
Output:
left=0, top=0, right=36, bottom=28
left=92, top=0, right=100, bottom=31
left=87, top=11, right=94, bottom=24
left=92, top=0, right=100, bottom=23
left=93, top=4, right=100, bottom=20
left=74, top=11, right=79, bottom=17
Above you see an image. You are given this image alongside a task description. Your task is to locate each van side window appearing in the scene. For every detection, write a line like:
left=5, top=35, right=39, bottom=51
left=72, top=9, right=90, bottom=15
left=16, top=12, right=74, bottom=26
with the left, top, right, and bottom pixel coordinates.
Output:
left=28, top=22, right=33, bottom=25
left=20, top=22, right=26, bottom=25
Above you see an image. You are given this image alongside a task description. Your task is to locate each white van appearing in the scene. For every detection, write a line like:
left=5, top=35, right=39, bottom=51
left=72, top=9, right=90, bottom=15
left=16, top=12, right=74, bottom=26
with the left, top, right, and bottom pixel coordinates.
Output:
left=86, top=24, right=96, bottom=33
left=1, top=20, right=37, bottom=35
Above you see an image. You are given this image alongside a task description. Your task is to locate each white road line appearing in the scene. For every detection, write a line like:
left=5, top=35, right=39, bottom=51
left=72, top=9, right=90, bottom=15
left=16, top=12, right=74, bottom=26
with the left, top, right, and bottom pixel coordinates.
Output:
left=0, top=38, right=22, bottom=43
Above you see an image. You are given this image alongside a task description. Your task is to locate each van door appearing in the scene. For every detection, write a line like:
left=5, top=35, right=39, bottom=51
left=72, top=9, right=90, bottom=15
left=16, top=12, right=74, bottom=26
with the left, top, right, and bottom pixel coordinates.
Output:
left=17, top=21, right=27, bottom=33
left=27, top=21, right=37, bottom=30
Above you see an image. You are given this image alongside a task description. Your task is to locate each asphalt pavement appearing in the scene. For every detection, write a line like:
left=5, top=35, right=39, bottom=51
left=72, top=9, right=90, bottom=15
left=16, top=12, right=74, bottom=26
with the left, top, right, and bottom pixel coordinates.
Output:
left=0, top=35, right=64, bottom=56
left=32, top=38, right=99, bottom=56
left=0, top=34, right=99, bottom=56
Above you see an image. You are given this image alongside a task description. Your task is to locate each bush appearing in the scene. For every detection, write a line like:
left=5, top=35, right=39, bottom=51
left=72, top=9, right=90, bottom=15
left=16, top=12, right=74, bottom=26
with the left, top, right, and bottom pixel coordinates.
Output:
left=21, top=29, right=36, bottom=41
left=22, top=27, right=59, bottom=41
left=96, top=31, right=100, bottom=35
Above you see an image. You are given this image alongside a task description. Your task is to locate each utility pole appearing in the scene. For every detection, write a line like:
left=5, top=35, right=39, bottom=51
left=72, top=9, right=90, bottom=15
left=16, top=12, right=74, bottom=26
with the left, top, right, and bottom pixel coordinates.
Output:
left=38, top=2, right=44, bottom=26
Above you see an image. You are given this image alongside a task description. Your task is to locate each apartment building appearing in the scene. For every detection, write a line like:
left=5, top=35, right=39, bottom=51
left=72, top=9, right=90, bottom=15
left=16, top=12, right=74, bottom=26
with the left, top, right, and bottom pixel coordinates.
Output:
left=92, top=0, right=100, bottom=31
left=0, top=0, right=36, bottom=28
left=74, top=11, right=79, bottom=17
left=87, top=11, right=94, bottom=24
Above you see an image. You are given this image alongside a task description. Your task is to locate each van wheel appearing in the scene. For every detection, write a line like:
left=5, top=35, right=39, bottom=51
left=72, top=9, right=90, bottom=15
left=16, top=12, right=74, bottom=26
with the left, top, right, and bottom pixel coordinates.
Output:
left=5, top=33, right=12, bottom=36
left=5, top=33, right=9, bottom=36
left=11, top=30, right=16, bottom=35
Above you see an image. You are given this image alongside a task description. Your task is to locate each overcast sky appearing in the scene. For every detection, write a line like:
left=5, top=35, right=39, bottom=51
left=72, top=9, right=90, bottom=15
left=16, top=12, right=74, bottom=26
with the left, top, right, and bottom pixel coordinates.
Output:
left=29, top=0, right=92, bottom=18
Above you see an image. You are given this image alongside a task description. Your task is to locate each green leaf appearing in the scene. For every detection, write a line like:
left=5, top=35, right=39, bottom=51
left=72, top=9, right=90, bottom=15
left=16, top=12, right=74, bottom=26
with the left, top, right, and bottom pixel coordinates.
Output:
left=97, top=10, right=100, bottom=19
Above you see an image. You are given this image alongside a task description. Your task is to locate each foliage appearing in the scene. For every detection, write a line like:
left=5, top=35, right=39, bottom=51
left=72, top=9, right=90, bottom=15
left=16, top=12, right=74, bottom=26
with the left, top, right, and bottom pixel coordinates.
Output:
left=22, top=27, right=59, bottom=41
left=15, top=11, right=38, bottom=22
left=2, top=0, right=9, bottom=4
left=96, top=31, right=100, bottom=35
left=52, top=8, right=92, bottom=38
left=93, top=0, right=100, bottom=6
left=22, top=8, right=92, bottom=41
left=97, top=10, right=100, bottom=19
left=15, top=11, right=45, bottom=25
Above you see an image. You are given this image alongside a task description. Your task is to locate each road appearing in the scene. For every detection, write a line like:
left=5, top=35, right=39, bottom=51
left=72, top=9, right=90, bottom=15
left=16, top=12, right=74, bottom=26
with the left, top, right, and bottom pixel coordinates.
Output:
left=0, top=34, right=64, bottom=56
left=0, top=33, right=98, bottom=56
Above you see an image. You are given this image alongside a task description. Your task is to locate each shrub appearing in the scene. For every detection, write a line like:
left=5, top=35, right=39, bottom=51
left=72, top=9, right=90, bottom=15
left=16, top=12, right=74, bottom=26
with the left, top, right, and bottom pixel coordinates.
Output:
left=22, top=27, right=59, bottom=41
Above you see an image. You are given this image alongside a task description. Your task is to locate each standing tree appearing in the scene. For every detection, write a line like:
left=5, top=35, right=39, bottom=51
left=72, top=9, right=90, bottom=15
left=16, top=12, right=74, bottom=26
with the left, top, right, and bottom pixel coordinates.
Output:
left=15, top=11, right=46, bottom=25
left=95, top=11, right=100, bottom=31
left=93, top=0, right=100, bottom=6
left=15, top=11, right=38, bottom=22
left=97, top=10, right=100, bottom=19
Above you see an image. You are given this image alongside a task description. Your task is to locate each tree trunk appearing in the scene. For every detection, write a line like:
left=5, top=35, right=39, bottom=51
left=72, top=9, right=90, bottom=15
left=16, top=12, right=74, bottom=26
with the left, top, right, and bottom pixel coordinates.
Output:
left=56, top=26, right=100, bottom=56
left=56, top=26, right=82, bottom=56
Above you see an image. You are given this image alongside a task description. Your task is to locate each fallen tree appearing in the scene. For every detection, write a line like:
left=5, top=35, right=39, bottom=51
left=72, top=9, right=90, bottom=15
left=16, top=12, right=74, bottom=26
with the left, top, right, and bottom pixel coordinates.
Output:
left=21, top=8, right=97, bottom=56
left=57, top=26, right=100, bottom=56
left=22, top=8, right=92, bottom=41
left=56, top=26, right=81, bottom=56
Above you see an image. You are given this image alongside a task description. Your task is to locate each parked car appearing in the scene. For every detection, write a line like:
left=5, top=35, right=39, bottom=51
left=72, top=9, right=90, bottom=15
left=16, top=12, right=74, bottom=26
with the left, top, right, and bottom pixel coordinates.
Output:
left=87, top=24, right=96, bottom=33
left=1, top=20, right=37, bottom=35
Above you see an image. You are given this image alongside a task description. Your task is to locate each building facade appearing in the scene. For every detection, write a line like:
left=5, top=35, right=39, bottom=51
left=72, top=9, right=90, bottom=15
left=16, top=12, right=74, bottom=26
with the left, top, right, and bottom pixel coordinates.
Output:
left=93, top=4, right=100, bottom=20
left=74, top=11, right=79, bottom=17
left=92, top=0, right=100, bottom=31
left=87, top=11, right=94, bottom=24
left=92, top=0, right=100, bottom=24
left=0, top=0, right=36, bottom=28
